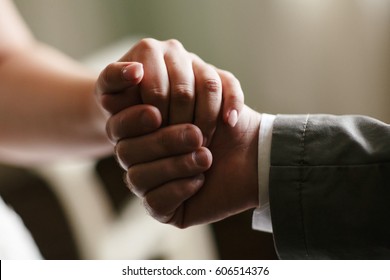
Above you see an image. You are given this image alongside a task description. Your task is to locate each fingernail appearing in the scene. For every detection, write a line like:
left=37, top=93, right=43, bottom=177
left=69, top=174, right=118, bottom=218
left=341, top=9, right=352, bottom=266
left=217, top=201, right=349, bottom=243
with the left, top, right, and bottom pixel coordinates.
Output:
left=192, top=150, right=210, bottom=168
left=227, top=110, right=238, bottom=127
left=122, top=63, right=143, bottom=81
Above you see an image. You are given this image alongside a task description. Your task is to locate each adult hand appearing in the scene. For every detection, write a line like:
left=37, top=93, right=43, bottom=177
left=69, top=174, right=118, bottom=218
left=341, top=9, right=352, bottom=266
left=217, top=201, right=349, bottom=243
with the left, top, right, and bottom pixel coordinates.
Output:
left=95, top=38, right=244, bottom=146
left=111, top=104, right=262, bottom=228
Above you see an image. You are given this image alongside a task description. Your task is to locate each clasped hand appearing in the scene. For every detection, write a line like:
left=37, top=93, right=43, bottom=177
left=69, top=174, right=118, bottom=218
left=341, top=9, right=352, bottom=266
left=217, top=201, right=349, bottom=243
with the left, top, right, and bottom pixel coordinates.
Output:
left=95, top=38, right=261, bottom=228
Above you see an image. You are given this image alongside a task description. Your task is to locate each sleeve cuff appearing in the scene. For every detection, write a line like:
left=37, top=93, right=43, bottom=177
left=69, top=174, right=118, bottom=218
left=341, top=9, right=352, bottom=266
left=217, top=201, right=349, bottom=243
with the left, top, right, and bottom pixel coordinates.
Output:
left=252, top=113, right=275, bottom=233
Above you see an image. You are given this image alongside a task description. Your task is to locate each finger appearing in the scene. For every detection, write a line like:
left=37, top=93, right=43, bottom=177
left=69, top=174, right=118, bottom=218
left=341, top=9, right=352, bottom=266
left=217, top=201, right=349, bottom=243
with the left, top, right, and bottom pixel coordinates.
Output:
left=97, top=62, right=144, bottom=114
left=143, top=174, right=204, bottom=224
left=191, top=54, right=222, bottom=146
left=100, top=87, right=143, bottom=115
left=106, top=104, right=161, bottom=143
left=96, top=62, right=143, bottom=95
left=216, top=69, right=244, bottom=127
left=115, top=123, right=203, bottom=169
left=122, top=39, right=170, bottom=125
left=100, top=87, right=143, bottom=116
left=126, top=147, right=212, bottom=197
left=164, top=40, right=195, bottom=125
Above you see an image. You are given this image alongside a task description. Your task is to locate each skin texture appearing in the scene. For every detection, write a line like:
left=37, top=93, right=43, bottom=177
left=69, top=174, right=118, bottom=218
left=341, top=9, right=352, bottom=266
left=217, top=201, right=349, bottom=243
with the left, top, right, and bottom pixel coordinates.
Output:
left=0, top=0, right=244, bottom=166
left=108, top=104, right=262, bottom=228
left=98, top=38, right=245, bottom=147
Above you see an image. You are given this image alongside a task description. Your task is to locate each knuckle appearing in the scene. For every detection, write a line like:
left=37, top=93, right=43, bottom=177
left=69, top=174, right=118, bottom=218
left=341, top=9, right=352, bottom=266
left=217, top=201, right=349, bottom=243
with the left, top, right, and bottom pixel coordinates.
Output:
left=126, top=167, right=142, bottom=194
left=227, top=92, right=244, bottom=106
left=143, top=199, right=172, bottom=224
left=137, top=38, right=159, bottom=51
left=124, top=171, right=135, bottom=192
left=106, top=111, right=131, bottom=142
left=143, top=87, right=168, bottom=106
left=146, top=87, right=167, bottom=101
left=204, top=78, right=222, bottom=93
left=166, top=39, right=184, bottom=49
left=207, top=89, right=222, bottom=103
left=172, top=83, right=194, bottom=102
left=220, top=69, right=235, bottom=80
left=109, top=112, right=127, bottom=141
left=143, top=195, right=163, bottom=216
left=223, top=71, right=241, bottom=87
left=115, top=141, right=131, bottom=168
left=105, top=117, right=115, bottom=142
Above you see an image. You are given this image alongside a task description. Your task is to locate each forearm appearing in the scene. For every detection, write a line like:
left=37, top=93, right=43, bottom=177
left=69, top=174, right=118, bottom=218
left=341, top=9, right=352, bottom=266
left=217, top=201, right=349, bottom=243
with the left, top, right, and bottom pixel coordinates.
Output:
left=0, top=42, right=111, bottom=164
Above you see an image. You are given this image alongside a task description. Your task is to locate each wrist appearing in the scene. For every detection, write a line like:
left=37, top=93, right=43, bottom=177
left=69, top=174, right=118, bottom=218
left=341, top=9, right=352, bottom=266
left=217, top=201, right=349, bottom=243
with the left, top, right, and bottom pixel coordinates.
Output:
left=221, top=105, right=261, bottom=211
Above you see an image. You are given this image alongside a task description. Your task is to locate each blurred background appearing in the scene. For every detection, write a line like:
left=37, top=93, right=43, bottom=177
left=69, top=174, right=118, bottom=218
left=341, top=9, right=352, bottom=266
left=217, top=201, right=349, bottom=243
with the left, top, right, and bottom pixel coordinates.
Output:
left=0, top=0, right=389, bottom=259
left=13, top=0, right=390, bottom=120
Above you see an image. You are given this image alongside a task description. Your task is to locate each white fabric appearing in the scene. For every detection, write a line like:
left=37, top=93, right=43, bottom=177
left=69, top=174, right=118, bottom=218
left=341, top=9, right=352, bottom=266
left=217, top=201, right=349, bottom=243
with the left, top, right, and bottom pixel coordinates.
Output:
left=0, top=197, right=42, bottom=259
left=252, top=113, right=275, bottom=233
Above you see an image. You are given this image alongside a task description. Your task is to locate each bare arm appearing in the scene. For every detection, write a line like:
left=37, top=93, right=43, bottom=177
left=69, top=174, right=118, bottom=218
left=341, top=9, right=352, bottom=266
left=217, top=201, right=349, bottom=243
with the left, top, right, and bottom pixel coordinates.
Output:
left=0, top=0, right=110, bottom=164
left=0, top=0, right=245, bottom=167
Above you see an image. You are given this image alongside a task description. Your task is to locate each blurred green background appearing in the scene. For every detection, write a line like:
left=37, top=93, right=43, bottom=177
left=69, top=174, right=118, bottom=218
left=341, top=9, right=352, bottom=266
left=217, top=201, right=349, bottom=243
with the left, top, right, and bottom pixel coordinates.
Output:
left=14, top=0, right=390, bottom=121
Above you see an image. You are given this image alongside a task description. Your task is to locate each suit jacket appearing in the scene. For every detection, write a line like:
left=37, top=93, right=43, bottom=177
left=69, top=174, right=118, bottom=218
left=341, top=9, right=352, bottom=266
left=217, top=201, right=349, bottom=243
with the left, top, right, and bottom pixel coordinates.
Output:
left=269, top=114, right=390, bottom=259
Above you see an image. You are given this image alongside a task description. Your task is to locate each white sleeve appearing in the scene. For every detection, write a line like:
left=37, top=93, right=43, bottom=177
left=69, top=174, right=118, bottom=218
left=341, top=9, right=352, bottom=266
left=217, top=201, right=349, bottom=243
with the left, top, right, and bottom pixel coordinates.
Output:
left=252, top=113, right=275, bottom=233
left=0, top=197, right=42, bottom=259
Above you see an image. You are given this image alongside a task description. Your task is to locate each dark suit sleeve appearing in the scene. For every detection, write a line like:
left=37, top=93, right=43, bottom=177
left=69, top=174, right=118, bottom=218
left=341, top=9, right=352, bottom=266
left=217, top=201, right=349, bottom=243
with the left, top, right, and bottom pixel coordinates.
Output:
left=269, top=114, right=390, bottom=259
